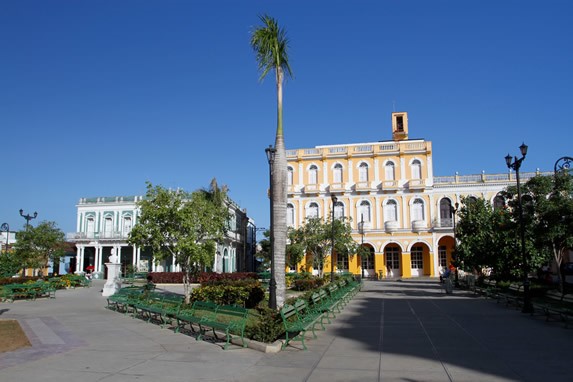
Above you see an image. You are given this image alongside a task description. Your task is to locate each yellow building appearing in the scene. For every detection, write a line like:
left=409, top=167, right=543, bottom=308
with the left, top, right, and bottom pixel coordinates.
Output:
left=286, top=112, right=550, bottom=278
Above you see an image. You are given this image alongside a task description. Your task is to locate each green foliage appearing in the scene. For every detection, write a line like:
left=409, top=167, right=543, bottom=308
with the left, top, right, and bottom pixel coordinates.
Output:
left=13, top=221, right=66, bottom=273
left=288, top=217, right=358, bottom=277
left=292, top=278, right=325, bottom=291
left=0, top=251, right=22, bottom=278
left=245, top=306, right=283, bottom=343
left=128, top=180, right=231, bottom=303
left=190, top=280, right=265, bottom=308
left=250, top=14, right=293, bottom=84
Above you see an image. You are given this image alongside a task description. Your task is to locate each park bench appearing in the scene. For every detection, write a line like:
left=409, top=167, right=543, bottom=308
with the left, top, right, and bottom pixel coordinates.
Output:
left=280, top=299, right=325, bottom=350
left=197, top=304, right=249, bottom=350
left=106, top=287, right=145, bottom=313
left=135, top=293, right=184, bottom=328
left=175, top=300, right=219, bottom=334
left=2, top=284, right=38, bottom=302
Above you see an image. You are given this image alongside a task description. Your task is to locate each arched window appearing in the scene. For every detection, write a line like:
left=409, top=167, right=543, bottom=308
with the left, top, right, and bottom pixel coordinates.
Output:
left=307, top=202, right=319, bottom=219
left=493, top=195, right=505, bottom=210
left=466, top=196, right=478, bottom=205
left=104, top=216, right=113, bottom=237
left=385, top=161, right=395, bottom=181
left=439, top=199, right=453, bottom=226
left=411, top=198, right=425, bottom=221
left=287, top=167, right=294, bottom=186
left=333, top=164, right=343, bottom=183
left=123, top=216, right=132, bottom=234
left=359, top=201, right=371, bottom=222
left=411, top=159, right=422, bottom=180
left=86, top=216, right=95, bottom=235
left=287, top=204, right=295, bottom=226
left=384, top=200, right=398, bottom=222
left=309, top=165, right=318, bottom=184
left=334, top=201, right=344, bottom=220
left=359, top=162, right=369, bottom=182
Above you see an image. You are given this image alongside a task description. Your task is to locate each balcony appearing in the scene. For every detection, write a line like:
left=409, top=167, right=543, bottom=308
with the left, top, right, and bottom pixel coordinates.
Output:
left=329, top=183, right=346, bottom=193
left=304, top=184, right=320, bottom=195
left=384, top=221, right=399, bottom=233
left=411, top=220, right=426, bottom=233
left=379, top=180, right=399, bottom=191
left=434, top=218, right=453, bottom=228
left=354, top=181, right=371, bottom=192
left=67, top=231, right=128, bottom=242
left=408, top=179, right=426, bottom=191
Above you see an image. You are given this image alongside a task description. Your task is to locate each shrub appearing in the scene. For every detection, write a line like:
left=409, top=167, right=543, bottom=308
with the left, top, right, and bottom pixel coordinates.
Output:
left=292, top=277, right=325, bottom=291
left=245, top=306, right=284, bottom=343
left=147, top=272, right=258, bottom=284
left=190, top=280, right=265, bottom=308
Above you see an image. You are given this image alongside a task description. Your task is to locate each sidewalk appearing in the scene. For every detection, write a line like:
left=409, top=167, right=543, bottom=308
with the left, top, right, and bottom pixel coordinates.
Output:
left=1, top=279, right=572, bottom=381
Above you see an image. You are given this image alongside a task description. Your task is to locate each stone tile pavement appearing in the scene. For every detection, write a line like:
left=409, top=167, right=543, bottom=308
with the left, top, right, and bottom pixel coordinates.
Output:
left=1, top=278, right=572, bottom=381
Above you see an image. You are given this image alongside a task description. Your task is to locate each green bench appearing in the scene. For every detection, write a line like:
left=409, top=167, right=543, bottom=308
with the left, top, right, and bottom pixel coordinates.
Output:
left=280, top=299, right=325, bottom=350
left=175, top=301, right=248, bottom=349
left=197, top=304, right=249, bottom=350
left=134, top=293, right=184, bottom=328
left=175, top=301, right=218, bottom=334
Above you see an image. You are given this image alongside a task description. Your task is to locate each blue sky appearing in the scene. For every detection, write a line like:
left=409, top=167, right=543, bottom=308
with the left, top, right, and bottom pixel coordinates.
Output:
left=1, top=0, right=571, bottom=235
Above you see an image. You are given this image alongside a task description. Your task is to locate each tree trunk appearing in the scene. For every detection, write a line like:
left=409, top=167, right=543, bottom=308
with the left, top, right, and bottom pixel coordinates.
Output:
left=272, top=68, right=287, bottom=309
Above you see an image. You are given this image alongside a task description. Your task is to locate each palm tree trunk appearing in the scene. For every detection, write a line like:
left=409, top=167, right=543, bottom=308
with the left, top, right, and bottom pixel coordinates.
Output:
left=272, top=67, right=287, bottom=308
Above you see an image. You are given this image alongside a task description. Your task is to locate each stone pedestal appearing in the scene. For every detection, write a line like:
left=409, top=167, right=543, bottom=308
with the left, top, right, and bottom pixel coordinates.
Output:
left=102, top=250, right=122, bottom=297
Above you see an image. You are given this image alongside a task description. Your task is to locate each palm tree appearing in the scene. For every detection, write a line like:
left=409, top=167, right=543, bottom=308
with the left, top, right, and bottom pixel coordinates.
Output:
left=251, top=14, right=293, bottom=309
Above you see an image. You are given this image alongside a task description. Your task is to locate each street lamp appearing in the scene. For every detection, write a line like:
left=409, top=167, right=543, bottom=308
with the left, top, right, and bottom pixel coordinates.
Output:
left=450, top=202, right=459, bottom=286
left=19, top=209, right=38, bottom=230
left=330, top=194, right=338, bottom=283
left=505, top=142, right=533, bottom=313
left=265, top=145, right=277, bottom=309
left=358, top=214, right=365, bottom=279
left=1, top=223, right=9, bottom=254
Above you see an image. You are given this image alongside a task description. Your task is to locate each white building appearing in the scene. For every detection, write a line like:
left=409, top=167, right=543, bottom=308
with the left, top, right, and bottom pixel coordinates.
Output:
left=67, top=195, right=256, bottom=277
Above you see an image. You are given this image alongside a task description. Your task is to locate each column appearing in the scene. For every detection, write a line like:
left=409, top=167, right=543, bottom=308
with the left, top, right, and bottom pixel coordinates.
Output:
left=75, top=245, right=83, bottom=274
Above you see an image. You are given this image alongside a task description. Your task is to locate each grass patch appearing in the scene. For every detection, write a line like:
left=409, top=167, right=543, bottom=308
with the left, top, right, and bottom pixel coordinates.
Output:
left=0, top=319, right=31, bottom=353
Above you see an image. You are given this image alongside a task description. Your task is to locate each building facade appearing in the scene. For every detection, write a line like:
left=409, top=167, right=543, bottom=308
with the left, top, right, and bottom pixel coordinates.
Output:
left=287, top=112, right=551, bottom=278
left=67, top=195, right=256, bottom=278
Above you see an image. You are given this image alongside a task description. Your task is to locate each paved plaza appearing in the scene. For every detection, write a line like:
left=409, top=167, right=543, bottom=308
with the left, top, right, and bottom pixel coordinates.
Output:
left=1, top=279, right=572, bottom=382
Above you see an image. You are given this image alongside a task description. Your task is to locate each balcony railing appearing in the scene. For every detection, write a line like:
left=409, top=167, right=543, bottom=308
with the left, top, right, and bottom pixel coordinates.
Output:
left=304, top=184, right=320, bottom=194
left=408, top=179, right=426, bottom=190
left=67, top=231, right=129, bottom=241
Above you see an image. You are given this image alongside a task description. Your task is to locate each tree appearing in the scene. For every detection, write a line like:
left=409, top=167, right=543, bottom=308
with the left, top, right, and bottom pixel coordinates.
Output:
left=251, top=14, right=293, bottom=308
left=516, top=173, right=573, bottom=292
left=455, top=197, right=518, bottom=279
left=13, top=221, right=66, bottom=276
left=128, top=180, right=230, bottom=304
left=286, top=227, right=305, bottom=272
left=288, top=217, right=358, bottom=278
left=0, top=251, right=22, bottom=278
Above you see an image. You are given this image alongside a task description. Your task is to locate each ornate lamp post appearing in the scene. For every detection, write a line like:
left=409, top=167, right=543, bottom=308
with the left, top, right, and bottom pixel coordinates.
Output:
left=450, top=202, right=459, bottom=286
left=265, top=145, right=277, bottom=309
left=554, top=156, right=573, bottom=174
left=1, top=223, right=9, bottom=254
left=505, top=143, right=533, bottom=313
left=19, top=209, right=38, bottom=230
left=330, top=194, right=338, bottom=283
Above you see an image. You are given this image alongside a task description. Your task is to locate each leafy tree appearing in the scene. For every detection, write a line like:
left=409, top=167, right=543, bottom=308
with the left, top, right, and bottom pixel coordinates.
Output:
left=251, top=14, right=293, bottom=308
left=455, top=197, right=518, bottom=279
left=13, top=221, right=66, bottom=276
left=288, top=217, right=358, bottom=278
left=128, top=180, right=230, bottom=303
left=286, top=227, right=305, bottom=272
left=515, top=173, right=573, bottom=292
left=0, top=250, right=22, bottom=278
left=256, top=230, right=271, bottom=272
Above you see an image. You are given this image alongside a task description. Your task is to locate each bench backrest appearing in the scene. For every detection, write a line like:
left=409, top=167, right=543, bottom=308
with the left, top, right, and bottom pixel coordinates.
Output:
left=280, top=304, right=299, bottom=322
left=215, top=305, right=248, bottom=321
